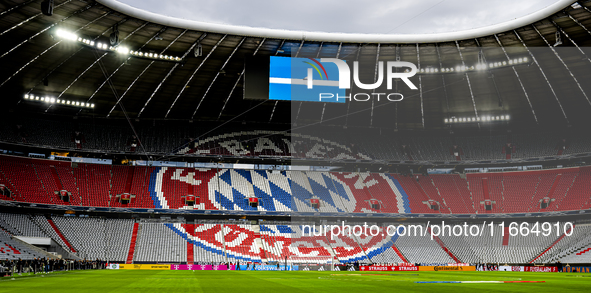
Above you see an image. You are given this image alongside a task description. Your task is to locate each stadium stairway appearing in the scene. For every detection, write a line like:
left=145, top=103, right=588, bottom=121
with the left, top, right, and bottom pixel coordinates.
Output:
left=11, top=235, right=57, bottom=259
left=252, top=224, right=267, bottom=262
left=481, top=178, right=492, bottom=213
left=544, top=174, right=562, bottom=209
left=391, top=245, right=408, bottom=263
left=530, top=225, right=574, bottom=263
left=46, top=216, right=76, bottom=253
left=124, top=167, right=135, bottom=194
left=427, top=227, right=460, bottom=263
left=126, top=222, right=139, bottom=264
left=349, top=233, right=372, bottom=263
left=481, top=178, right=489, bottom=201
left=576, top=247, right=591, bottom=255
left=187, top=172, right=194, bottom=196
left=412, top=179, right=435, bottom=212
left=50, top=166, right=64, bottom=191
left=502, top=227, right=510, bottom=246
left=186, top=223, right=194, bottom=264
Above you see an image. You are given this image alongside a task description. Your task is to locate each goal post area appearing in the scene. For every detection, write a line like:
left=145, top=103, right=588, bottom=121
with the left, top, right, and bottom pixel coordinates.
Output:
left=286, top=255, right=336, bottom=263
left=286, top=255, right=341, bottom=271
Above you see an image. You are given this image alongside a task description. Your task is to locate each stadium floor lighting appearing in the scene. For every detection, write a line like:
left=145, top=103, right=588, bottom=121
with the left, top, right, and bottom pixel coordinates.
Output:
left=23, top=94, right=94, bottom=108
left=54, top=28, right=183, bottom=62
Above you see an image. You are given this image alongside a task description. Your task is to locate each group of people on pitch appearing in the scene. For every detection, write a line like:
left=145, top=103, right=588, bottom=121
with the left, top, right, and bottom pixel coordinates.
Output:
left=475, top=263, right=499, bottom=271
left=0, top=258, right=106, bottom=276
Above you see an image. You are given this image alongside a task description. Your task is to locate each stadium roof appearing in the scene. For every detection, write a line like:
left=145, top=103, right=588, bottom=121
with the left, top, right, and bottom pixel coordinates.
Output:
left=1, top=0, right=591, bottom=130
left=101, top=0, right=575, bottom=43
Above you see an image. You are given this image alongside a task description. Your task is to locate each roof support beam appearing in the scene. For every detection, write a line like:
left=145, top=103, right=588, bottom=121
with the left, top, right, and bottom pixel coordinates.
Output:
left=289, top=40, right=306, bottom=124
left=455, top=41, right=479, bottom=122
left=551, top=20, right=591, bottom=106
left=218, top=38, right=266, bottom=120
left=1, top=2, right=96, bottom=59
left=1, top=5, right=115, bottom=89
left=532, top=24, right=590, bottom=107
left=554, top=19, right=591, bottom=65
left=0, top=0, right=74, bottom=37
left=394, top=45, right=400, bottom=129
left=107, top=29, right=188, bottom=117
left=165, top=34, right=227, bottom=118
left=70, top=21, right=149, bottom=108
left=577, top=1, right=591, bottom=14
left=267, top=40, right=287, bottom=122
left=298, top=41, right=326, bottom=123
left=474, top=38, right=503, bottom=109
left=320, top=42, right=341, bottom=123
left=566, top=13, right=591, bottom=37
left=494, top=34, right=538, bottom=124
left=25, top=12, right=115, bottom=95
left=514, top=29, right=569, bottom=123
left=435, top=44, right=450, bottom=113
left=369, top=43, right=381, bottom=127
left=59, top=24, right=159, bottom=115
left=0, top=44, right=60, bottom=89
left=344, top=44, right=362, bottom=127
left=0, top=0, right=36, bottom=18
left=416, top=44, right=424, bottom=128
left=191, top=37, right=246, bottom=119
left=137, top=34, right=206, bottom=117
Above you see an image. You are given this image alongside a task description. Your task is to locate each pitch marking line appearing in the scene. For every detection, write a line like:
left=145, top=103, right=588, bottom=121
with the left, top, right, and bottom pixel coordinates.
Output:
left=416, top=281, right=545, bottom=284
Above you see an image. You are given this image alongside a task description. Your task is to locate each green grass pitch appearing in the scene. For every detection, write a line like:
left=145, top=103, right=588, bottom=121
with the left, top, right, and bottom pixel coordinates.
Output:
left=1, top=270, right=590, bottom=292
